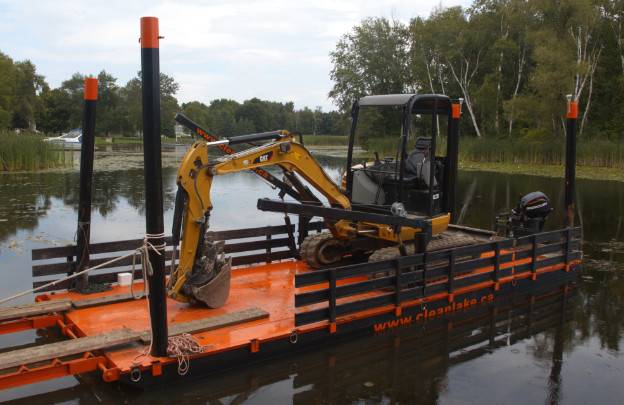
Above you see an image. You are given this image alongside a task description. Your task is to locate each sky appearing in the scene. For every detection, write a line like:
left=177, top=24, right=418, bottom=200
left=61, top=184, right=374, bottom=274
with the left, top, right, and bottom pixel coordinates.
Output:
left=0, top=0, right=472, bottom=112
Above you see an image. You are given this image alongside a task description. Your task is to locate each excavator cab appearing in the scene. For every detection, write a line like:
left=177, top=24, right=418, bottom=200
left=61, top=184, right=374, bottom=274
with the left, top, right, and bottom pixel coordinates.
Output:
left=344, top=94, right=458, bottom=221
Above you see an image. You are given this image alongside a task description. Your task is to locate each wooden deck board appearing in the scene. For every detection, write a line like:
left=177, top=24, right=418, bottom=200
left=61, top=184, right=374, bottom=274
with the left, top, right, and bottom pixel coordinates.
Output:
left=0, top=298, right=73, bottom=322
left=72, top=293, right=138, bottom=309
left=0, top=328, right=139, bottom=369
left=140, top=308, right=269, bottom=343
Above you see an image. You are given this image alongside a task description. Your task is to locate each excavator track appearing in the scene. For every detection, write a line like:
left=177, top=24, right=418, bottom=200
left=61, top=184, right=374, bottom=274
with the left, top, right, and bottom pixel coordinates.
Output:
left=300, top=232, right=349, bottom=269
left=368, top=233, right=478, bottom=262
left=368, top=232, right=480, bottom=279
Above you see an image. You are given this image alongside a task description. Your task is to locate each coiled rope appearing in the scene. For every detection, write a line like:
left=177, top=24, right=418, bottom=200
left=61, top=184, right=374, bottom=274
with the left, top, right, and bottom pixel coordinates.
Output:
left=1, top=232, right=207, bottom=377
left=129, top=233, right=210, bottom=377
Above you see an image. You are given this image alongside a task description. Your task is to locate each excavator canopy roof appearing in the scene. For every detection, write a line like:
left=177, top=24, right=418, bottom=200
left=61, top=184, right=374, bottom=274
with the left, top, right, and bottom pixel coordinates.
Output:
left=353, top=94, right=453, bottom=116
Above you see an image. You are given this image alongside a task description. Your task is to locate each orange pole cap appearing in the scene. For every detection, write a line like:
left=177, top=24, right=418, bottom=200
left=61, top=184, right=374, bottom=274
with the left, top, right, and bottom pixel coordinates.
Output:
left=567, top=101, right=578, bottom=119
left=84, top=78, right=98, bottom=100
left=140, top=17, right=159, bottom=49
left=452, top=103, right=461, bottom=119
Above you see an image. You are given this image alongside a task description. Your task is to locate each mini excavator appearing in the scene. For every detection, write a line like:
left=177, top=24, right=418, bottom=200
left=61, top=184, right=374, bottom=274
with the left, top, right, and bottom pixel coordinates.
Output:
left=168, top=94, right=461, bottom=307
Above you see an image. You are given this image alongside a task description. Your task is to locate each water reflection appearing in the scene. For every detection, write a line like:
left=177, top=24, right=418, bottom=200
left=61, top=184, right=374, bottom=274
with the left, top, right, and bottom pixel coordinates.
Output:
left=0, top=147, right=623, bottom=403
left=0, top=283, right=578, bottom=404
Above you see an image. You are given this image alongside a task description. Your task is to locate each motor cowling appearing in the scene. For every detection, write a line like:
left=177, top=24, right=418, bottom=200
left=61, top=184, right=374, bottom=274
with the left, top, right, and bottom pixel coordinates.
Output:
left=514, top=191, right=552, bottom=220
left=496, top=191, right=552, bottom=237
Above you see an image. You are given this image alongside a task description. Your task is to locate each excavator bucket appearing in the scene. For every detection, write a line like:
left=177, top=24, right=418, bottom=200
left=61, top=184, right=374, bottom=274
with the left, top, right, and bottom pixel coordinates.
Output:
left=188, top=256, right=232, bottom=308
left=181, top=240, right=232, bottom=308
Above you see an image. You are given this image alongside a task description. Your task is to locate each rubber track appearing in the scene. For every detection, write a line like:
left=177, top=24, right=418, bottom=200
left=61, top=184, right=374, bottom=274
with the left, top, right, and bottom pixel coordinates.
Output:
left=299, top=232, right=334, bottom=269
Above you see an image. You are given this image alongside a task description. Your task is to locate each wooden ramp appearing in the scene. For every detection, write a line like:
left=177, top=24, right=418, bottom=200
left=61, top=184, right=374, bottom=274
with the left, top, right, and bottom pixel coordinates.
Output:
left=0, top=298, right=72, bottom=322
left=0, top=307, right=268, bottom=371
left=140, top=308, right=269, bottom=343
left=0, top=328, right=139, bottom=370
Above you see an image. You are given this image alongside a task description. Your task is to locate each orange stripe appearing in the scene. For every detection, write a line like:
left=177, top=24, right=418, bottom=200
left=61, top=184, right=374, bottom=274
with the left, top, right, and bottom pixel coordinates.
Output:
left=141, top=17, right=159, bottom=49
left=83, top=78, right=98, bottom=100
left=567, top=101, right=578, bottom=119
left=452, top=103, right=461, bottom=118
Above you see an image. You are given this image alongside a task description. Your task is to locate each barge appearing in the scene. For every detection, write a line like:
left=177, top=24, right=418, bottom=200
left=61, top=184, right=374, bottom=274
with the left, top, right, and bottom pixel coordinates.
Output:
left=0, top=17, right=581, bottom=391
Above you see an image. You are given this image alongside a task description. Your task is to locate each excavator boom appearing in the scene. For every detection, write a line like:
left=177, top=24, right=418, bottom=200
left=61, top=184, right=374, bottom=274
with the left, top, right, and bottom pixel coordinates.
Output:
left=167, top=126, right=450, bottom=307
left=167, top=134, right=351, bottom=306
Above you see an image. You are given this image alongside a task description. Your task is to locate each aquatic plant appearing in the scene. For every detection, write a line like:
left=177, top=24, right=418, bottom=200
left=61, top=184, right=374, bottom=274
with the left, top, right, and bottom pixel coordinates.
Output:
left=0, top=131, right=70, bottom=171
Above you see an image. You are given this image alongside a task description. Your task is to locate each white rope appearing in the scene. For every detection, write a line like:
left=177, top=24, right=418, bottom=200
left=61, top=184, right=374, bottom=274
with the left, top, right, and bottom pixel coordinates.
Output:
left=166, top=333, right=209, bottom=375
left=0, top=233, right=166, bottom=306
left=4, top=231, right=207, bottom=378
left=130, top=233, right=166, bottom=300
left=130, top=232, right=210, bottom=377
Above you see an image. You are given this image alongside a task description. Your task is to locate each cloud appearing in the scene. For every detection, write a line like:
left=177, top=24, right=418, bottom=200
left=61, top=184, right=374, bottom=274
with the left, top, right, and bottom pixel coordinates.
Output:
left=0, top=0, right=472, bottom=111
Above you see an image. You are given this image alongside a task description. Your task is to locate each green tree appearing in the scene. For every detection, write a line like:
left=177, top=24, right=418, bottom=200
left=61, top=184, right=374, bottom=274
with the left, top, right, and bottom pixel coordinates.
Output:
left=119, top=71, right=179, bottom=137
left=505, top=0, right=604, bottom=138
left=60, top=72, right=87, bottom=130
left=208, top=98, right=240, bottom=136
left=468, top=0, right=535, bottom=137
left=37, top=89, right=71, bottom=134
left=119, top=75, right=142, bottom=135
left=329, top=17, right=411, bottom=112
left=12, top=60, right=47, bottom=130
left=0, top=52, right=15, bottom=129
left=181, top=101, right=213, bottom=135
left=94, top=70, right=122, bottom=136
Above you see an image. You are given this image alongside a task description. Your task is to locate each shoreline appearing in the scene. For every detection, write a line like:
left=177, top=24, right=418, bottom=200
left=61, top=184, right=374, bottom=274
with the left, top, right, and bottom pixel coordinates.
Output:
left=2, top=144, right=623, bottom=182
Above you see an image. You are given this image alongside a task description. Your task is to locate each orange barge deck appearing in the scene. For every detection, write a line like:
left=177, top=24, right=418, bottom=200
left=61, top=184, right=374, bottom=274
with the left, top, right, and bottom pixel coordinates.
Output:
left=0, top=224, right=581, bottom=390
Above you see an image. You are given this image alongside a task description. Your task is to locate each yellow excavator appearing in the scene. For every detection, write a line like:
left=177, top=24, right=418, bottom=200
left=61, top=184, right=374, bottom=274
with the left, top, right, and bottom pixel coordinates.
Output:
left=168, top=94, right=460, bottom=307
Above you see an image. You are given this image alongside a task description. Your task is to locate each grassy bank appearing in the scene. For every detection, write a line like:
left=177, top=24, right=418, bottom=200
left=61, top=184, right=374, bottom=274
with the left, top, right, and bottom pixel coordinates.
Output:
left=302, top=134, right=350, bottom=146
left=310, top=135, right=624, bottom=181
left=0, top=131, right=70, bottom=171
left=336, top=135, right=624, bottom=170
left=460, top=161, right=624, bottom=182
left=457, top=137, right=624, bottom=168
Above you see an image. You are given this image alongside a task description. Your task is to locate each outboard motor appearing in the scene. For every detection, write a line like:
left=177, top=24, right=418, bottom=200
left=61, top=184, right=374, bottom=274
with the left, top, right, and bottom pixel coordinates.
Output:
left=495, top=191, right=553, bottom=237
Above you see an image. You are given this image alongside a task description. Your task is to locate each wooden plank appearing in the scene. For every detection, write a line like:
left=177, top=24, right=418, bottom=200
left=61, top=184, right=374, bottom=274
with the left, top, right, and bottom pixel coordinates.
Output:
left=33, top=251, right=179, bottom=277
left=31, top=237, right=175, bottom=261
left=140, top=308, right=269, bottom=343
left=307, top=221, right=327, bottom=232
left=207, top=224, right=294, bottom=241
left=225, top=237, right=291, bottom=254
left=33, top=279, right=72, bottom=292
left=231, top=250, right=293, bottom=266
left=0, top=298, right=73, bottom=322
left=32, top=262, right=74, bottom=277
left=71, top=293, right=139, bottom=309
left=0, top=328, right=140, bottom=370
left=31, top=245, right=75, bottom=261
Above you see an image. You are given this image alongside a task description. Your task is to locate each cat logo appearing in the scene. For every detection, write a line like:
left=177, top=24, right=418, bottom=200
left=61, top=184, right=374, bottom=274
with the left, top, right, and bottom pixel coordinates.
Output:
left=253, top=151, right=274, bottom=164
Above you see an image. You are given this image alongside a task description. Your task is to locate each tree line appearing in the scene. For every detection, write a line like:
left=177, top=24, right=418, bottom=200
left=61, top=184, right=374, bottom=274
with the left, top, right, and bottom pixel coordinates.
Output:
left=0, top=52, right=345, bottom=137
left=329, top=0, right=624, bottom=141
left=4, top=0, right=623, bottom=142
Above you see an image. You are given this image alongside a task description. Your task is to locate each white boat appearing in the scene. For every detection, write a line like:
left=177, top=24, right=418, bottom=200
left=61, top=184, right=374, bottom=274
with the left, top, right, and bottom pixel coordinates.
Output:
left=44, top=129, right=82, bottom=148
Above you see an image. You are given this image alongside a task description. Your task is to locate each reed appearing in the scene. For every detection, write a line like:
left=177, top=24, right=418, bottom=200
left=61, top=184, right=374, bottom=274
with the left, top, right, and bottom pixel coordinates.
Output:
left=301, top=134, right=350, bottom=146
left=0, top=131, right=69, bottom=171
left=336, top=134, right=623, bottom=169
left=458, top=137, right=624, bottom=168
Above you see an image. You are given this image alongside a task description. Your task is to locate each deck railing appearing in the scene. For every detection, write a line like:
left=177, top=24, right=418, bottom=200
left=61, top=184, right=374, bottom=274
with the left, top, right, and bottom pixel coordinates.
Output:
left=293, top=227, right=581, bottom=327
left=31, top=221, right=326, bottom=292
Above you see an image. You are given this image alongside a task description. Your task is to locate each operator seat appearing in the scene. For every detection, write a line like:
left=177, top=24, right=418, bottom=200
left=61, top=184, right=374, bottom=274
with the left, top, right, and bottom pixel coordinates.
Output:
left=405, top=137, right=436, bottom=187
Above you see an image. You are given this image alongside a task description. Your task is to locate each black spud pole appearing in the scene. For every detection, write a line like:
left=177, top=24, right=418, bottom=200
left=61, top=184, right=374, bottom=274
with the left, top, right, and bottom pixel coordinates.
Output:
left=564, top=96, right=578, bottom=229
left=75, top=77, right=98, bottom=291
left=140, top=16, right=168, bottom=357
left=445, top=99, right=462, bottom=223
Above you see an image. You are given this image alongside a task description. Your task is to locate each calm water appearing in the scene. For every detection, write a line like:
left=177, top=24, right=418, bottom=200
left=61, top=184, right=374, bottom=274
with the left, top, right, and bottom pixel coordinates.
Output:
left=0, top=145, right=622, bottom=404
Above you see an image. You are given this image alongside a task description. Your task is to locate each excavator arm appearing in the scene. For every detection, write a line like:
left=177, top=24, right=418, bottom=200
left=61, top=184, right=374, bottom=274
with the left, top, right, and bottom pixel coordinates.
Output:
left=167, top=133, right=351, bottom=306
